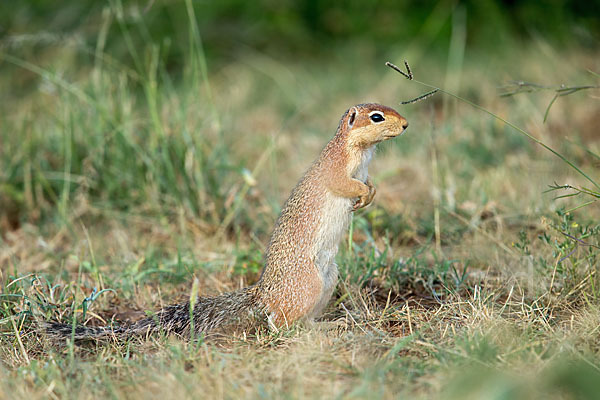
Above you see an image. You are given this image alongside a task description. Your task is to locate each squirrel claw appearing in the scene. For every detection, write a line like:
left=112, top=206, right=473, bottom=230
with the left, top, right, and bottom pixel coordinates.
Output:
left=352, top=199, right=364, bottom=211
left=352, top=177, right=376, bottom=211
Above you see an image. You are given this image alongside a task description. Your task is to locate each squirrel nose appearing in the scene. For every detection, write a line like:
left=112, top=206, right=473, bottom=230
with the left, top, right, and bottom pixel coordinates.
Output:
left=402, top=120, right=409, bottom=130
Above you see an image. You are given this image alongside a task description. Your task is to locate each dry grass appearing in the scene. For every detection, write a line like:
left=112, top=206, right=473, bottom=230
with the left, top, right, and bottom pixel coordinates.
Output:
left=1, top=29, right=599, bottom=399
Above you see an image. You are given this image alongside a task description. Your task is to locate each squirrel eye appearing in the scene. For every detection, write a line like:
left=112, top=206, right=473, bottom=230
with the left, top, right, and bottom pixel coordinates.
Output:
left=370, top=113, right=385, bottom=123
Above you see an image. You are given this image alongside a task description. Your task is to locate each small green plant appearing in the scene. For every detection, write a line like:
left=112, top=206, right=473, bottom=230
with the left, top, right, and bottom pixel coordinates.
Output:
left=513, top=230, right=531, bottom=256
left=536, top=209, right=600, bottom=294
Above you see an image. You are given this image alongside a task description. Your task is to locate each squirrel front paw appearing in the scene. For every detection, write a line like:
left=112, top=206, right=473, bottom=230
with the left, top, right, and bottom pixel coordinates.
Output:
left=352, top=177, right=376, bottom=211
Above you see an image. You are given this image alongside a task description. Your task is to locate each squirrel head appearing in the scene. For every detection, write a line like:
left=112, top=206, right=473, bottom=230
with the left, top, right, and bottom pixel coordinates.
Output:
left=339, top=103, right=408, bottom=150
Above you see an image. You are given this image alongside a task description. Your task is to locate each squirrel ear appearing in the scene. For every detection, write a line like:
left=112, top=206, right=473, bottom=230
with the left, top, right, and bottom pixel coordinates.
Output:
left=347, top=108, right=357, bottom=128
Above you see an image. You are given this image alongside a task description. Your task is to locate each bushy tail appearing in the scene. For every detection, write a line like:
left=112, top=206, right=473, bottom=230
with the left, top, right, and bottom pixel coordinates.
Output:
left=43, top=286, right=259, bottom=341
left=41, top=321, right=130, bottom=340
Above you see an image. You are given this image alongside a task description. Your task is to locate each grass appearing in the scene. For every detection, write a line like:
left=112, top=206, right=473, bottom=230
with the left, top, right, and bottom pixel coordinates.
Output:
left=1, top=4, right=600, bottom=398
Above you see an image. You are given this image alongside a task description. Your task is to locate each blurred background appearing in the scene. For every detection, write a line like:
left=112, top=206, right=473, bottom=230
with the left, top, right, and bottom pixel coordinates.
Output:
left=2, top=0, right=599, bottom=68
left=1, top=0, right=598, bottom=233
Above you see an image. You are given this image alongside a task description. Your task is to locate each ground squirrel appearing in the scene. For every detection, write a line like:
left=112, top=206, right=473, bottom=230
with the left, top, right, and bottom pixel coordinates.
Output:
left=44, top=103, right=408, bottom=340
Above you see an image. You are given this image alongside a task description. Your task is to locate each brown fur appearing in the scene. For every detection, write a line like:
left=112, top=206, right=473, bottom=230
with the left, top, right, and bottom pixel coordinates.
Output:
left=43, top=103, right=408, bottom=341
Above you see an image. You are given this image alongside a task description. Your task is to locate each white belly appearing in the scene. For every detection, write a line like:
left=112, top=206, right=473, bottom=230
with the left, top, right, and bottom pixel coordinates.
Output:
left=309, top=146, right=375, bottom=318
left=309, top=193, right=350, bottom=318
left=314, top=194, right=352, bottom=274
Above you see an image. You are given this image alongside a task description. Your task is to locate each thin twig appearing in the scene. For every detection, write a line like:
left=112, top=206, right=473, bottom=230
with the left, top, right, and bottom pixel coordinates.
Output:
left=498, top=81, right=599, bottom=97
left=545, top=183, right=600, bottom=199
left=386, top=61, right=439, bottom=104
left=385, top=61, right=411, bottom=80
left=385, top=60, right=600, bottom=191
left=498, top=80, right=599, bottom=123
left=401, top=89, right=439, bottom=104
left=559, top=231, right=600, bottom=250
left=404, top=60, right=413, bottom=80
